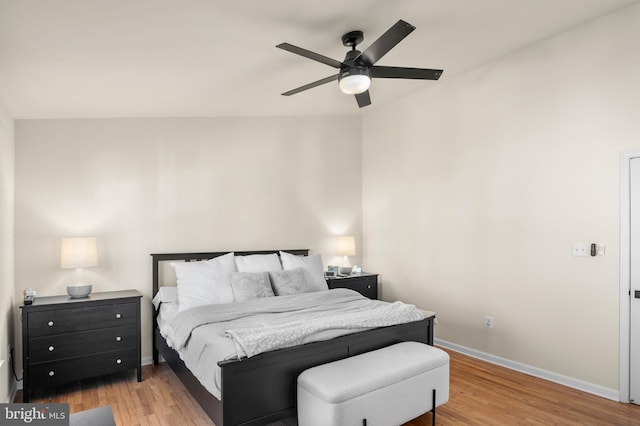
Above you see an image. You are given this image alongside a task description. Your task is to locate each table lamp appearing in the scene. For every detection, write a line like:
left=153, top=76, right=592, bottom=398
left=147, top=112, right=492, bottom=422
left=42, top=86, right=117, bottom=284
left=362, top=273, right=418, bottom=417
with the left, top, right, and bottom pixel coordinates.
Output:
left=336, top=236, right=356, bottom=275
left=61, top=237, right=98, bottom=298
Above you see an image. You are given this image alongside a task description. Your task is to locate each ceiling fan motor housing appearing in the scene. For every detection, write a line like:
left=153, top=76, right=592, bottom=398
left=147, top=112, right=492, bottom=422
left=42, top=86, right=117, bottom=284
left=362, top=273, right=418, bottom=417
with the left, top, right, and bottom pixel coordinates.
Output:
left=341, top=46, right=369, bottom=82
left=339, top=66, right=370, bottom=81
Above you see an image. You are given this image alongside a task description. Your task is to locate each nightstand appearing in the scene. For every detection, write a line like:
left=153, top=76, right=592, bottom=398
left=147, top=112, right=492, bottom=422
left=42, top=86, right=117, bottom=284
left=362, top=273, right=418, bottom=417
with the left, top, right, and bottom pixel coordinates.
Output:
left=21, top=290, right=142, bottom=402
left=326, top=273, right=378, bottom=299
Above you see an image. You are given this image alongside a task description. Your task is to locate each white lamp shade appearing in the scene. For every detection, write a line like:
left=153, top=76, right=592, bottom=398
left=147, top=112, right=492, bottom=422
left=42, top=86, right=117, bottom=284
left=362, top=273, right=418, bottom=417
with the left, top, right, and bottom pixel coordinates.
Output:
left=339, top=74, right=371, bottom=95
left=336, top=236, right=356, bottom=256
left=60, top=237, right=98, bottom=269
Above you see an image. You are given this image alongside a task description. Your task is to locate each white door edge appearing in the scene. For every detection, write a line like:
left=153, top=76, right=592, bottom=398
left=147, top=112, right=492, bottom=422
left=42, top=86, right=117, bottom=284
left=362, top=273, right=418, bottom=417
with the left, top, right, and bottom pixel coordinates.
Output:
left=619, top=150, right=640, bottom=403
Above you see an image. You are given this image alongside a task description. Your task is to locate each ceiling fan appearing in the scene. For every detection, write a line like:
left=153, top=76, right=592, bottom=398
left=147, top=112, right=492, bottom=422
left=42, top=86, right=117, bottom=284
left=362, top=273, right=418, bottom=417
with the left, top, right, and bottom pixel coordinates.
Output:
left=276, top=19, right=443, bottom=108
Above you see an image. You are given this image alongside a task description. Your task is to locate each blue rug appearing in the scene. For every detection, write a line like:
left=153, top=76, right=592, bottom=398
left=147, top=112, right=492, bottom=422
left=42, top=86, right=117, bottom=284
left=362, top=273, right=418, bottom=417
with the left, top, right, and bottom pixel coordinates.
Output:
left=69, top=406, right=115, bottom=426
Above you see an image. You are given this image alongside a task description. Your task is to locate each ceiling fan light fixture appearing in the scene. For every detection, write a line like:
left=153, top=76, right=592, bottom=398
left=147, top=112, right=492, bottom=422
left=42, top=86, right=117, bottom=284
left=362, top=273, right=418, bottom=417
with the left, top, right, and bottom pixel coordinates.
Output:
left=339, top=68, right=370, bottom=95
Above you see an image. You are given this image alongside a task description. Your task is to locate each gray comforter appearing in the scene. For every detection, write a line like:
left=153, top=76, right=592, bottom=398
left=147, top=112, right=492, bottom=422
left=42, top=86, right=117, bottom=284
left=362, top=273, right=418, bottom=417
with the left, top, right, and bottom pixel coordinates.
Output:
left=162, top=288, right=425, bottom=398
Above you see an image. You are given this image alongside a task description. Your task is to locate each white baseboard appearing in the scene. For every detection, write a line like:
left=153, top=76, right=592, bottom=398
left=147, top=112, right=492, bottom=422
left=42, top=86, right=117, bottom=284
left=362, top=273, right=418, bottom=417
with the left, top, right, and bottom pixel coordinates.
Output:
left=141, top=356, right=154, bottom=366
left=435, top=338, right=619, bottom=402
left=5, top=378, right=17, bottom=403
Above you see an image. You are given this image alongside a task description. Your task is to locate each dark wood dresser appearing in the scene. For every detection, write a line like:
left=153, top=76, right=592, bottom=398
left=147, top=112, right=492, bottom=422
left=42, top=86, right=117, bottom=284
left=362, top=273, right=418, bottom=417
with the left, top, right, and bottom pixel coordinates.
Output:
left=21, top=290, right=142, bottom=402
left=326, top=273, right=378, bottom=299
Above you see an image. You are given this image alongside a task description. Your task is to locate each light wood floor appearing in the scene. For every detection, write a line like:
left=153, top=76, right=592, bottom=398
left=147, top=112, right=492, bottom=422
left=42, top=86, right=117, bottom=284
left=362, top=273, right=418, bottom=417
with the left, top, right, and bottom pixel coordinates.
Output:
left=15, top=347, right=640, bottom=425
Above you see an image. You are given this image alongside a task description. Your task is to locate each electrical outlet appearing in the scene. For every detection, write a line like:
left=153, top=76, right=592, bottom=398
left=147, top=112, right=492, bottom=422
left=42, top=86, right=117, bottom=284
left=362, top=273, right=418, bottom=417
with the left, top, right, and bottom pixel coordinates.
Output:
left=572, top=242, right=588, bottom=257
left=484, top=315, right=494, bottom=328
left=0, top=344, right=7, bottom=368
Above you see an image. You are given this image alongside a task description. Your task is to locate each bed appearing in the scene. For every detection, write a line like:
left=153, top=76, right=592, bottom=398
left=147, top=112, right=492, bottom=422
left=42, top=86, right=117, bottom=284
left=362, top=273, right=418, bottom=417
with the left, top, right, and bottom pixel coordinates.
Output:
left=151, top=250, right=435, bottom=426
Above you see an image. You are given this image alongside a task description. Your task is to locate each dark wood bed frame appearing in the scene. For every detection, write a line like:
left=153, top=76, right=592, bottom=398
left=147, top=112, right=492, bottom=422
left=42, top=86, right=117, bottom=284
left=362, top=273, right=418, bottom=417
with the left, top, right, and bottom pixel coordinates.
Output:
left=151, top=250, right=435, bottom=426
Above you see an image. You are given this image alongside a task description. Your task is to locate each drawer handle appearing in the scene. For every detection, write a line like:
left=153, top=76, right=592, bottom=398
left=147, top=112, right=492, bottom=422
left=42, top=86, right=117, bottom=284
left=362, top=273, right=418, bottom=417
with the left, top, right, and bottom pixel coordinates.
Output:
left=367, top=285, right=371, bottom=289
left=116, top=358, right=122, bottom=364
left=48, top=346, right=55, bottom=352
left=48, top=370, right=55, bottom=377
left=47, top=321, right=54, bottom=327
left=115, top=313, right=122, bottom=319
left=115, top=336, right=122, bottom=342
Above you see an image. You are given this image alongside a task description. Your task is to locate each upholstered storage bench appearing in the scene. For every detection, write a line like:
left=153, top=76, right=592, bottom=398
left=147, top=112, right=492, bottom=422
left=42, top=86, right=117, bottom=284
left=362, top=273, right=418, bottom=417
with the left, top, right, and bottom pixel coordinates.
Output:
left=297, top=341, right=449, bottom=426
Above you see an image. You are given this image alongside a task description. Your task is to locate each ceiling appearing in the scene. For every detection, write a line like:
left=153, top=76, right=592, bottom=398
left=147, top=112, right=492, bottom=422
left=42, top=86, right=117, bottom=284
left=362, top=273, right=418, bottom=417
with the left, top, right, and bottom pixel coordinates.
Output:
left=0, top=0, right=637, bottom=119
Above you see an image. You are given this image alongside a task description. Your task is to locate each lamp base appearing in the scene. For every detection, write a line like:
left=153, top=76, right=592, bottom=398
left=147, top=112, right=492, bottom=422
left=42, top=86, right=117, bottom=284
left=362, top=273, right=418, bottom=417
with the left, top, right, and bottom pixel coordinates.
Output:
left=67, top=284, right=92, bottom=298
left=339, top=255, right=353, bottom=275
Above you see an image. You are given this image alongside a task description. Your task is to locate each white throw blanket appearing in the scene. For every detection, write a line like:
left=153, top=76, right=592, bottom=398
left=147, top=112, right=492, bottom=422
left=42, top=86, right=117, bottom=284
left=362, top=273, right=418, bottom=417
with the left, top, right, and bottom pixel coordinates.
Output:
left=166, top=288, right=424, bottom=358
left=225, top=300, right=425, bottom=357
left=162, top=289, right=427, bottom=398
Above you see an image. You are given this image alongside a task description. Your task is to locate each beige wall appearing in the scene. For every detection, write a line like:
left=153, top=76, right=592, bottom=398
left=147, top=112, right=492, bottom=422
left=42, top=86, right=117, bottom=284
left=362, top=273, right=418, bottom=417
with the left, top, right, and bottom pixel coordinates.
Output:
left=0, top=99, right=15, bottom=402
left=14, top=116, right=362, bottom=370
left=362, top=3, right=640, bottom=391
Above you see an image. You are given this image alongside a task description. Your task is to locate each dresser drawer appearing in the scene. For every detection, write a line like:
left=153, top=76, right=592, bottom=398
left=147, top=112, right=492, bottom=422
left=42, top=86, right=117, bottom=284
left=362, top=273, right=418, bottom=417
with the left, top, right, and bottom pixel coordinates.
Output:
left=29, top=348, right=138, bottom=389
left=328, top=275, right=378, bottom=299
left=28, top=302, right=137, bottom=337
left=29, top=326, right=137, bottom=363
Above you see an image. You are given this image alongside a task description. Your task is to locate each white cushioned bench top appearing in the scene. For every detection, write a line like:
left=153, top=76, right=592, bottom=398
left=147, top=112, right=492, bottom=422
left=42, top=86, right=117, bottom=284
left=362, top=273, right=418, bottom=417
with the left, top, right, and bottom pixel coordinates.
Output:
left=297, top=341, right=449, bottom=404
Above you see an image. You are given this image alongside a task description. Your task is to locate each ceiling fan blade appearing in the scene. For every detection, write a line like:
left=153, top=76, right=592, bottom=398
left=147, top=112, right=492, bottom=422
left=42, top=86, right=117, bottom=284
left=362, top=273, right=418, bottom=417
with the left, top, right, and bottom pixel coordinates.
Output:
left=355, top=91, right=371, bottom=108
left=359, top=20, right=415, bottom=66
left=281, top=74, right=339, bottom=96
left=276, top=43, right=344, bottom=69
left=370, top=66, right=443, bottom=80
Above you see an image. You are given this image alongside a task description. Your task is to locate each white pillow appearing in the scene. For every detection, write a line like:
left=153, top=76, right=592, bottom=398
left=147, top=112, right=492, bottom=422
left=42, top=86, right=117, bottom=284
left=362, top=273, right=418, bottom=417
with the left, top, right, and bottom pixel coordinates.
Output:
left=279, top=252, right=328, bottom=292
left=235, top=253, right=282, bottom=273
left=152, top=286, right=178, bottom=310
left=269, top=268, right=310, bottom=296
left=229, top=272, right=275, bottom=302
left=172, top=252, right=236, bottom=312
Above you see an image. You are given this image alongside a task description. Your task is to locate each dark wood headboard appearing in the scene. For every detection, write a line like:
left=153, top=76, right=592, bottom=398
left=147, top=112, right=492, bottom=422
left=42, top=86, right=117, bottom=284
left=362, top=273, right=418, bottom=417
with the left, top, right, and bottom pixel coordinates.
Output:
left=150, top=249, right=310, bottom=296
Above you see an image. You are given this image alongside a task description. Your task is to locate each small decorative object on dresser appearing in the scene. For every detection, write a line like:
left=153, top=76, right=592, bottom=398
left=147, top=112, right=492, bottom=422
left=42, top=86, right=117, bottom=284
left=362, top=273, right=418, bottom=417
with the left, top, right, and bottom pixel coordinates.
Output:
left=21, top=290, right=142, bottom=402
left=324, top=270, right=337, bottom=279
left=326, top=273, right=378, bottom=299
